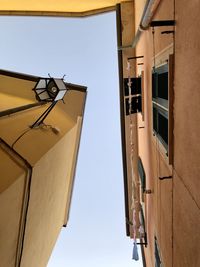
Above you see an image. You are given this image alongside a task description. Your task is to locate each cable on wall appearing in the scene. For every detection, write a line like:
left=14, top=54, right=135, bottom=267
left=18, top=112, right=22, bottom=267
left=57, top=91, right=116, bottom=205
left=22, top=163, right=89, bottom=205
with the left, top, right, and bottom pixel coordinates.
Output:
left=11, top=123, right=58, bottom=149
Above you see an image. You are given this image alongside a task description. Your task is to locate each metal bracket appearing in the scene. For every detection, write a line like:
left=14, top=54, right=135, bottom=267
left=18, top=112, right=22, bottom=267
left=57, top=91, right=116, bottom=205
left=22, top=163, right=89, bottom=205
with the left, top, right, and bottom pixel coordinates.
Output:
left=30, top=101, right=57, bottom=128
left=137, top=233, right=148, bottom=247
left=150, top=20, right=175, bottom=27
left=144, top=189, right=152, bottom=194
left=161, top=30, right=175, bottom=35
left=128, top=55, right=144, bottom=60
left=159, top=176, right=172, bottom=180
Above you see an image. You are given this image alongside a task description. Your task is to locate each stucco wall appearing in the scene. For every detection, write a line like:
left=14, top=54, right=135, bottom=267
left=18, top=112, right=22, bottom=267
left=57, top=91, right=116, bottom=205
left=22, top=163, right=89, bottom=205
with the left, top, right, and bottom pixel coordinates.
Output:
left=0, top=176, right=26, bottom=267
left=173, top=0, right=200, bottom=266
left=0, top=88, right=86, bottom=166
left=0, top=75, right=37, bottom=112
left=120, top=1, right=142, bottom=238
left=135, top=0, right=174, bottom=266
left=20, top=121, right=82, bottom=267
left=134, top=0, right=200, bottom=266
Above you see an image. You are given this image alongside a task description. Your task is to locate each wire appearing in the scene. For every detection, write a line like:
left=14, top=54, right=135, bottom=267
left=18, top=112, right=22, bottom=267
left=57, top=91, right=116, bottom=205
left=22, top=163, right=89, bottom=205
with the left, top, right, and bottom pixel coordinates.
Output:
left=11, top=122, right=57, bottom=149
left=11, top=128, right=32, bottom=148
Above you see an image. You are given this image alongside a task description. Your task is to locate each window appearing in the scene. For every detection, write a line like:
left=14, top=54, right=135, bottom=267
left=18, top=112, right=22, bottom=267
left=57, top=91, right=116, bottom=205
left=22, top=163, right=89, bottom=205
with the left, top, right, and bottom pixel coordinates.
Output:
left=124, top=77, right=141, bottom=96
left=152, top=55, right=174, bottom=163
left=124, top=77, right=142, bottom=115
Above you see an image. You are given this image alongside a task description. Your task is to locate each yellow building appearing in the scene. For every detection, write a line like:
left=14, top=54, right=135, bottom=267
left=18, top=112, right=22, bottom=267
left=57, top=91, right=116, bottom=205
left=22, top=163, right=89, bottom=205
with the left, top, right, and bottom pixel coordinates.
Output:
left=0, top=70, right=86, bottom=267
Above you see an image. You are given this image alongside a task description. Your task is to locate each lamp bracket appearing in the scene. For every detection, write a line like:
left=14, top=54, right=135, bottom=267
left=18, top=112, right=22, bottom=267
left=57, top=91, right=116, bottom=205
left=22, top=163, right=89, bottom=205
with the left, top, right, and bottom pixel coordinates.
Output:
left=30, top=101, right=57, bottom=129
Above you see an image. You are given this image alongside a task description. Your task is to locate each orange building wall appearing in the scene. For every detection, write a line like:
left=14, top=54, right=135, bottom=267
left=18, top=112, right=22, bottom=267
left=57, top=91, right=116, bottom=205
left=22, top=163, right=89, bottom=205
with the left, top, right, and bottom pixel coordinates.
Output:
left=173, top=0, right=200, bottom=266
left=134, top=0, right=200, bottom=266
left=136, top=0, right=174, bottom=266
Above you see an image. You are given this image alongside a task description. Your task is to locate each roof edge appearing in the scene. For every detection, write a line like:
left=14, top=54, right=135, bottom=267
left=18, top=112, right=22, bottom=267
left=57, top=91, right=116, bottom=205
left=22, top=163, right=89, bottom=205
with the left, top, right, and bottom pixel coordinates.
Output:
left=66, top=83, right=87, bottom=93
left=0, top=69, right=39, bottom=82
left=0, top=6, right=116, bottom=18
left=116, top=3, right=130, bottom=237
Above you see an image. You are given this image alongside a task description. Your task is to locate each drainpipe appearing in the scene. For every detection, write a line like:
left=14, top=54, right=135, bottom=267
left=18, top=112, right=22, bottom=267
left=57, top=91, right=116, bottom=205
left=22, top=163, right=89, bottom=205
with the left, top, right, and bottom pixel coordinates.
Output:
left=119, top=0, right=162, bottom=50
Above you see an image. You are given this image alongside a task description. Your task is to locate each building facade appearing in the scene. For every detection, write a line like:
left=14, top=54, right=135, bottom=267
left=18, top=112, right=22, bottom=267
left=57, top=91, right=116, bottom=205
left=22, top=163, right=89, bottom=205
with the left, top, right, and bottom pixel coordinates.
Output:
left=0, top=70, right=87, bottom=267
left=117, top=1, right=200, bottom=267
left=1, top=0, right=200, bottom=266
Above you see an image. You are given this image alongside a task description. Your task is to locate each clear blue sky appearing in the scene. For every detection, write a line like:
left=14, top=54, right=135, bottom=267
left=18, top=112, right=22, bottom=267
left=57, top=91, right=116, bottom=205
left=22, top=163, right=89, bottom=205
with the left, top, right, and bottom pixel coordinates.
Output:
left=0, top=12, right=143, bottom=267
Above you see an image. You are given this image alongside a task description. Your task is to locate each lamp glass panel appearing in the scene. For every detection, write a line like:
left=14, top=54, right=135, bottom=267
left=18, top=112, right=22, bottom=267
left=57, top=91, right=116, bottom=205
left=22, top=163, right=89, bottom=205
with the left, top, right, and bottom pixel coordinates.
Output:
left=54, top=90, right=66, bottom=101
left=36, top=90, right=50, bottom=100
left=36, top=79, right=47, bottom=89
left=54, top=79, right=67, bottom=90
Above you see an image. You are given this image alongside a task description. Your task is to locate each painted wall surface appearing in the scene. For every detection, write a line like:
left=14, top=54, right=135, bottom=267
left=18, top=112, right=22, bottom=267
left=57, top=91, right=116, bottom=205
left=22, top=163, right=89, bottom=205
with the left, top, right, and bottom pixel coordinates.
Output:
left=0, top=143, right=26, bottom=193
left=0, top=138, right=32, bottom=267
left=0, top=175, right=26, bottom=267
left=173, top=0, right=200, bottom=266
left=119, top=1, right=142, bottom=238
left=135, top=0, right=174, bottom=266
left=0, top=90, right=86, bottom=166
left=0, top=144, right=27, bottom=267
left=126, top=0, right=200, bottom=266
left=20, top=121, right=82, bottom=267
left=0, top=75, right=37, bottom=112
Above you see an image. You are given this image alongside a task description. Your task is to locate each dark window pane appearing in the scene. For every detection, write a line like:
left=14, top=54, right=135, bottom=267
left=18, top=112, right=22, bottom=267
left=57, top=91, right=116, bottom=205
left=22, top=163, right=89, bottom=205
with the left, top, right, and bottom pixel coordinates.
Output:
left=132, top=95, right=141, bottom=112
left=152, top=64, right=168, bottom=103
left=125, top=96, right=142, bottom=116
left=152, top=73, right=157, bottom=99
left=158, top=112, right=168, bottom=146
left=124, top=78, right=129, bottom=96
left=125, top=98, right=130, bottom=115
left=153, top=107, right=158, bottom=133
left=131, top=97, right=138, bottom=113
left=132, top=78, right=141, bottom=95
left=124, top=78, right=141, bottom=96
left=157, top=72, right=168, bottom=100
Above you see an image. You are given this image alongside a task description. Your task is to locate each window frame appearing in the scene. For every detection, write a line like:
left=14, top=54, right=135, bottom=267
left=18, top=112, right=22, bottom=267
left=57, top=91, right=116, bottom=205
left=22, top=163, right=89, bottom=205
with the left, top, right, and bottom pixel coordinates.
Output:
left=152, top=54, right=174, bottom=164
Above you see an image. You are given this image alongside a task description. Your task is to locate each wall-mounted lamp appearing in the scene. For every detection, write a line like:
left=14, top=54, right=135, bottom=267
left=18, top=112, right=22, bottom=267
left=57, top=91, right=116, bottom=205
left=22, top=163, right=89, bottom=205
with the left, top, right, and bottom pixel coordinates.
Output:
left=30, top=78, right=67, bottom=128
left=33, top=78, right=67, bottom=102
